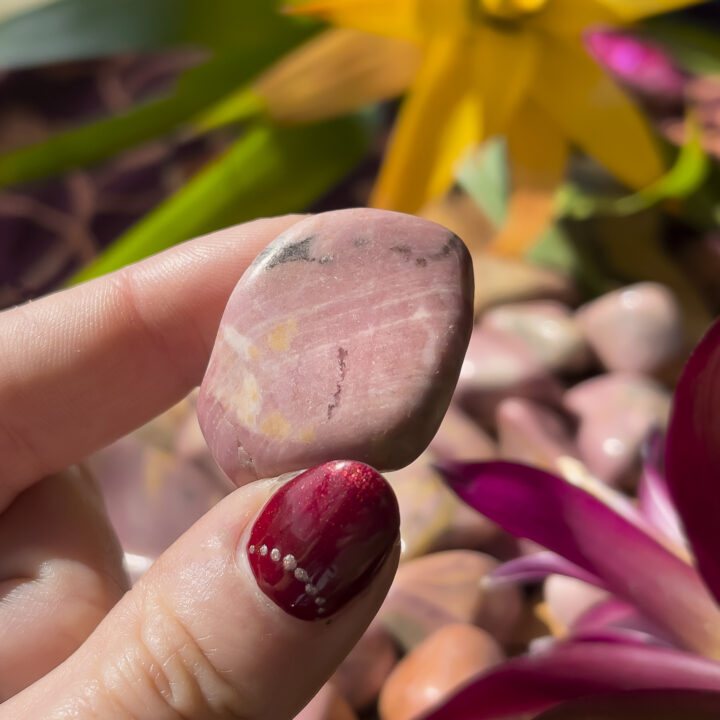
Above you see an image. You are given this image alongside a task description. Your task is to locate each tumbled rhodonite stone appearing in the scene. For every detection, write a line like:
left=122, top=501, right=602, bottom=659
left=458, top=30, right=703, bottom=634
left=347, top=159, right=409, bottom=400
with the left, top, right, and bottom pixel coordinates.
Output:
left=197, top=208, right=474, bottom=485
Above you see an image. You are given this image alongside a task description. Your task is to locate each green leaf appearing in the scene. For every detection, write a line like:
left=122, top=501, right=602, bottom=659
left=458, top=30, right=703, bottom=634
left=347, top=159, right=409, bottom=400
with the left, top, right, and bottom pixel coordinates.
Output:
left=455, top=139, right=508, bottom=229
left=70, top=116, right=371, bottom=283
left=640, top=116, right=709, bottom=202
left=0, top=0, right=183, bottom=66
left=558, top=119, right=709, bottom=220
left=0, top=26, right=316, bottom=188
left=0, top=0, right=318, bottom=68
left=196, top=88, right=268, bottom=133
left=527, top=223, right=612, bottom=297
left=643, top=16, right=720, bottom=74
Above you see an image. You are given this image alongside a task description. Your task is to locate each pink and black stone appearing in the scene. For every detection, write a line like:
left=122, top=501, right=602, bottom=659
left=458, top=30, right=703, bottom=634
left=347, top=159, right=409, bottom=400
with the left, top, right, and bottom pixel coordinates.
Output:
left=197, top=208, right=474, bottom=485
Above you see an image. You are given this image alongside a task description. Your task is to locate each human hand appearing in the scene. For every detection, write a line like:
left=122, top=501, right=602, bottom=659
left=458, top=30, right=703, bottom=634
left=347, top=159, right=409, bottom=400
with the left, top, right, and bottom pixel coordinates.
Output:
left=0, top=215, right=400, bottom=719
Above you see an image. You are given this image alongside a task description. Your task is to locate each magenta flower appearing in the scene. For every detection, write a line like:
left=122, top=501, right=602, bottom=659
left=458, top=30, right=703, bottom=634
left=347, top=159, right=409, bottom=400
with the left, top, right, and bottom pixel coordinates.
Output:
left=585, top=28, right=687, bottom=104
left=427, top=317, right=720, bottom=719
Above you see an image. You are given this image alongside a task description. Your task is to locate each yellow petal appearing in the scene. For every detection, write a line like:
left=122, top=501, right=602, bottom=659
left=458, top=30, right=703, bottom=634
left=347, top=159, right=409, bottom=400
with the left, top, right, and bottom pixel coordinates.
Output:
left=532, top=35, right=664, bottom=189
left=424, top=94, right=481, bottom=202
left=596, top=0, right=708, bottom=22
left=370, top=37, right=480, bottom=212
left=530, top=0, right=621, bottom=34
left=251, top=29, right=420, bottom=124
left=472, top=25, right=537, bottom=136
left=481, top=0, right=549, bottom=19
left=490, top=100, right=568, bottom=257
left=287, top=0, right=420, bottom=41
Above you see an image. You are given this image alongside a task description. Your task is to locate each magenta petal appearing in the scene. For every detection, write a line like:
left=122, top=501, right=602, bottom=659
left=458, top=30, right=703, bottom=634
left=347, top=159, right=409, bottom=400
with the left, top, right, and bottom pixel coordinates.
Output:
left=585, top=29, right=687, bottom=101
left=572, top=598, right=642, bottom=633
left=570, top=627, right=674, bottom=648
left=535, top=690, right=720, bottom=720
left=572, top=598, right=675, bottom=648
left=440, top=461, right=720, bottom=655
left=666, top=318, right=720, bottom=604
left=421, top=642, right=720, bottom=720
left=489, top=551, right=606, bottom=589
left=638, top=430, right=686, bottom=548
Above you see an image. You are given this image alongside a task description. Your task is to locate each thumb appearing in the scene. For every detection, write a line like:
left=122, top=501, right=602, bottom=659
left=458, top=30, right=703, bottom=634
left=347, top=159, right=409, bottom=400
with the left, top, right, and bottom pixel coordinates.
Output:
left=5, top=461, right=400, bottom=720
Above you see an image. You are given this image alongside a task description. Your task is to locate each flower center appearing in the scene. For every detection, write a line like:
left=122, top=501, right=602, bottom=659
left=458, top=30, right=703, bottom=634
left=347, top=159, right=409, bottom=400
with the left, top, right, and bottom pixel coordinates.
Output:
left=478, top=0, right=548, bottom=19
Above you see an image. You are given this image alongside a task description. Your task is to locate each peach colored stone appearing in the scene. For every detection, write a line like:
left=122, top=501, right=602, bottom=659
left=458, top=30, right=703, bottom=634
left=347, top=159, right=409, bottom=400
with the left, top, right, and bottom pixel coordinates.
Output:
left=470, top=253, right=576, bottom=316
left=544, top=575, right=609, bottom=635
left=378, top=550, right=523, bottom=651
left=576, top=283, right=684, bottom=374
left=332, top=622, right=398, bottom=710
left=385, top=454, right=504, bottom=561
left=174, top=392, right=234, bottom=489
left=378, top=624, right=504, bottom=720
left=294, top=684, right=357, bottom=720
left=564, top=373, right=671, bottom=487
left=482, top=300, right=590, bottom=374
left=198, top=209, right=473, bottom=485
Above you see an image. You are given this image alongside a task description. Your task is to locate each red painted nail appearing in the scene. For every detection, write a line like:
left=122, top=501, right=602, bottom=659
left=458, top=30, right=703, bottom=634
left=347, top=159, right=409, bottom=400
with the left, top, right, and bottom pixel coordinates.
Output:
left=247, top=460, right=399, bottom=621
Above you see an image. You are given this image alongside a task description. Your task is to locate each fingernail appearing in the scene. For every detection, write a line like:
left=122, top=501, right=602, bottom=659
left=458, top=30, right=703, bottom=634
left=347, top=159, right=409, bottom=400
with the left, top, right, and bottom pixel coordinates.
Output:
left=246, top=460, right=399, bottom=621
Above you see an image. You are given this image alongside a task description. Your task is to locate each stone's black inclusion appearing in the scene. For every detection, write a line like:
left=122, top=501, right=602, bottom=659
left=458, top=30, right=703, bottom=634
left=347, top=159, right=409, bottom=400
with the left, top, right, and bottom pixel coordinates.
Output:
left=430, top=242, right=453, bottom=261
left=265, top=231, right=459, bottom=272
left=389, top=232, right=460, bottom=267
left=389, top=244, right=412, bottom=260
left=267, top=236, right=314, bottom=269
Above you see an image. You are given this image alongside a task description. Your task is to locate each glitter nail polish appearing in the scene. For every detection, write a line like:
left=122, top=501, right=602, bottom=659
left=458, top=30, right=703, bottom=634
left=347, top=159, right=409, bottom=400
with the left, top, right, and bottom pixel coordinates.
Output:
left=247, top=460, right=399, bottom=621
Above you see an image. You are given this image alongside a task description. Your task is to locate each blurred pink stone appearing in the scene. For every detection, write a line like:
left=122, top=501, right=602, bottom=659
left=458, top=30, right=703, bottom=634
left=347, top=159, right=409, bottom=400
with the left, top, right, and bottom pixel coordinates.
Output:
left=481, top=301, right=590, bottom=374
left=576, top=283, right=684, bottom=375
left=198, top=208, right=474, bottom=485
left=585, top=28, right=686, bottom=104
left=378, top=624, right=504, bottom=720
left=455, top=326, right=563, bottom=430
left=89, top=435, right=231, bottom=580
left=497, top=398, right=580, bottom=474
left=429, top=404, right=497, bottom=462
left=564, top=373, right=671, bottom=486
left=331, top=622, right=398, bottom=711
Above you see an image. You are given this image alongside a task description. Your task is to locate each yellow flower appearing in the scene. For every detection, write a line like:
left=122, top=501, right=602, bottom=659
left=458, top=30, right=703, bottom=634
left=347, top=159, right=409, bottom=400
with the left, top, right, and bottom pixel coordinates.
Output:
left=206, top=0, right=707, bottom=253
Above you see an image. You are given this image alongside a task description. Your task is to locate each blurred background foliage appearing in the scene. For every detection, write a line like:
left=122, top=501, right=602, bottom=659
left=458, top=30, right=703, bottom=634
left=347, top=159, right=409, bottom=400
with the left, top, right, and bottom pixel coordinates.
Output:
left=0, top=0, right=719, bottom=324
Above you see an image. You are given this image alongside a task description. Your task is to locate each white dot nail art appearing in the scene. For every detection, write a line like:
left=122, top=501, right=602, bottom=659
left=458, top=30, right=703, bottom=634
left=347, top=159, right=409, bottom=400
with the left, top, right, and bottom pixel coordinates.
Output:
left=255, top=548, right=327, bottom=616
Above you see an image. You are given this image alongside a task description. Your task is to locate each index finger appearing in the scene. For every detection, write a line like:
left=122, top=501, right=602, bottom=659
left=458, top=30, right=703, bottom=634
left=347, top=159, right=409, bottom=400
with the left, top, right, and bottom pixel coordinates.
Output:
left=0, top=215, right=302, bottom=508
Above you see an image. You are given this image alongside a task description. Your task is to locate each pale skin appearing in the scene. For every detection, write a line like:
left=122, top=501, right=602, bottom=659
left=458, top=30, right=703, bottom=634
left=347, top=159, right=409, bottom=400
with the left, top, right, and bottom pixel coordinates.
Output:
left=0, top=215, right=400, bottom=719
